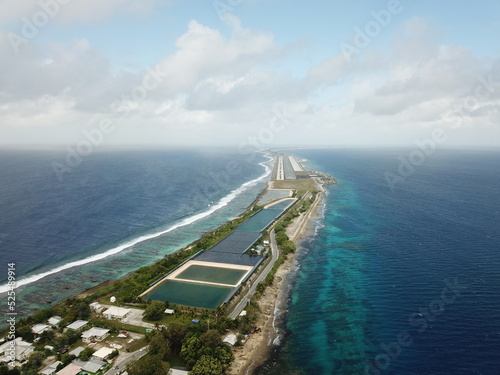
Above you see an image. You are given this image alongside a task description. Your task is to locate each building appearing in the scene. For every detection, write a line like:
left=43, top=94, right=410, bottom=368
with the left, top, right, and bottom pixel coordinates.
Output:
left=32, top=323, right=50, bottom=335
left=89, top=302, right=105, bottom=314
left=81, top=327, right=110, bottom=343
left=222, top=333, right=237, bottom=346
left=92, top=347, right=115, bottom=360
left=169, top=369, right=189, bottom=375
left=164, top=309, right=175, bottom=315
left=48, top=316, right=63, bottom=327
left=80, top=359, right=107, bottom=374
left=66, top=320, right=88, bottom=331
left=55, top=363, right=82, bottom=375
left=0, top=337, right=34, bottom=362
left=68, top=346, right=85, bottom=358
left=39, top=360, right=62, bottom=375
left=103, top=306, right=130, bottom=320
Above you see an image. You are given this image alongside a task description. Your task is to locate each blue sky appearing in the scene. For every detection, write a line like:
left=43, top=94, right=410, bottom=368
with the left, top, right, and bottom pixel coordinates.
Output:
left=1, top=0, right=499, bottom=148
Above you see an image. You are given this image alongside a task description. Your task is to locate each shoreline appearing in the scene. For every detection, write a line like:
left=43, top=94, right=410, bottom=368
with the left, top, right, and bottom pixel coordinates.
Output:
left=229, top=187, right=326, bottom=374
left=0, top=155, right=274, bottom=296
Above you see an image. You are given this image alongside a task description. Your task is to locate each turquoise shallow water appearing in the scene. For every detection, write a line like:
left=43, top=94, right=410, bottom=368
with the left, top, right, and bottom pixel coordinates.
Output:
left=257, top=148, right=500, bottom=375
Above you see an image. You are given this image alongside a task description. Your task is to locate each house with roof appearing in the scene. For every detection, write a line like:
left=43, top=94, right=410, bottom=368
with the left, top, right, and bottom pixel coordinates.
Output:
left=103, top=306, right=130, bottom=320
left=169, top=369, right=189, bottom=375
left=48, top=316, right=63, bottom=327
left=81, top=327, right=110, bottom=343
left=32, top=323, right=50, bottom=335
left=92, top=347, right=115, bottom=361
left=222, top=333, right=237, bottom=346
left=39, top=360, right=62, bottom=375
left=68, top=346, right=85, bottom=358
left=89, top=302, right=105, bottom=314
left=77, top=359, right=108, bottom=374
left=0, top=337, right=34, bottom=363
left=66, top=320, right=88, bottom=331
left=55, top=363, right=81, bottom=375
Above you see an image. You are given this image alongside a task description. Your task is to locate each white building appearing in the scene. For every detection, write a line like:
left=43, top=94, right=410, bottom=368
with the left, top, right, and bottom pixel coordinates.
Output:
left=32, top=323, right=50, bottom=335
left=170, top=369, right=189, bottom=375
left=89, top=302, right=105, bottom=313
left=164, top=309, right=175, bottom=315
left=92, top=347, right=115, bottom=360
left=81, top=327, right=110, bottom=343
left=66, top=320, right=88, bottom=331
left=0, top=337, right=34, bottom=362
left=48, top=316, right=63, bottom=327
left=103, top=306, right=130, bottom=320
left=222, top=333, right=237, bottom=346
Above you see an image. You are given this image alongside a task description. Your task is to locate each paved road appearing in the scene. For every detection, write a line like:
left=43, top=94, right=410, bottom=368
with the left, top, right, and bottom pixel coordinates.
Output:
left=105, top=347, right=147, bottom=375
left=229, top=229, right=279, bottom=319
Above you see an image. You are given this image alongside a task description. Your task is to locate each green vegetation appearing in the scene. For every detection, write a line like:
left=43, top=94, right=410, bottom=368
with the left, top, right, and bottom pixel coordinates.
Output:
left=144, top=300, right=165, bottom=321
left=254, top=193, right=316, bottom=299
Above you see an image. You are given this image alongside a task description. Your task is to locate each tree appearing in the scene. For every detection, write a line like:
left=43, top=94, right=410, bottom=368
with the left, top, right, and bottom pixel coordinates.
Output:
left=164, top=322, right=188, bottom=353
left=190, top=355, right=224, bottom=375
left=126, top=354, right=170, bottom=375
left=200, top=330, right=222, bottom=348
left=214, top=345, right=233, bottom=369
left=144, top=300, right=165, bottom=321
left=79, top=348, right=95, bottom=362
left=281, top=240, right=296, bottom=254
left=148, top=331, right=171, bottom=360
left=275, top=231, right=288, bottom=245
left=181, top=336, right=203, bottom=367
left=20, top=351, right=46, bottom=372
left=16, top=325, right=35, bottom=342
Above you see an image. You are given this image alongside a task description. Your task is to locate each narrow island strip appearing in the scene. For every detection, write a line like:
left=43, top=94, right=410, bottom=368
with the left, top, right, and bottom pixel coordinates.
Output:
left=0, top=152, right=335, bottom=375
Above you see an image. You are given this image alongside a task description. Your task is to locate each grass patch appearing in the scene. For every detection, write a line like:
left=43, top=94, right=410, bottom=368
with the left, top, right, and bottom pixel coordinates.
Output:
left=273, top=178, right=317, bottom=191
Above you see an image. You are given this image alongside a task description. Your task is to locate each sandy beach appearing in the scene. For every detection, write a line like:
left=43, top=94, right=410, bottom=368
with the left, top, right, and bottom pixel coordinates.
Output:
left=229, top=190, right=325, bottom=374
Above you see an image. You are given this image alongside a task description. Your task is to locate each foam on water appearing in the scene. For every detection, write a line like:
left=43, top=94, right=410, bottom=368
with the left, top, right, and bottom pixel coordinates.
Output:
left=0, top=156, right=272, bottom=294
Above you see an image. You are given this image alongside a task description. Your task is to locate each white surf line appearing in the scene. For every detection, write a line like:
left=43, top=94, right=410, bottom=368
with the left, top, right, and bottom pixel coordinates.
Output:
left=0, top=155, right=272, bottom=294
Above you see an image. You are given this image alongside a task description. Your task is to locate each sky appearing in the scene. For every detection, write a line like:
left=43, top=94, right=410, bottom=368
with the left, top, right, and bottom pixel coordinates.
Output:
left=1, top=0, right=500, bottom=149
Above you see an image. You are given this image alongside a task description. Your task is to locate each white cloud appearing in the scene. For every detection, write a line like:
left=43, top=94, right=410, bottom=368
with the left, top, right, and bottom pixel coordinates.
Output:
left=0, top=0, right=163, bottom=24
left=0, top=15, right=499, bottom=147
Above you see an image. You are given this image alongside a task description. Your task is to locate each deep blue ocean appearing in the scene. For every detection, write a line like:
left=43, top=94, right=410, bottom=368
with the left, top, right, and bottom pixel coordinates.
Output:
left=1, top=147, right=499, bottom=375
left=257, top=148, right=500, bottom=375
left=0, top=148, right=270, bottom=322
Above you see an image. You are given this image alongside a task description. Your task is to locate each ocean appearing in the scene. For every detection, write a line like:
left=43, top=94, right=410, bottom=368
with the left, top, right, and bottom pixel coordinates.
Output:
left=1, top=147, right=499, bottom=375
left=256, top=148, right=500, bottom=375
left=0, top=148, right=270, bottom=324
